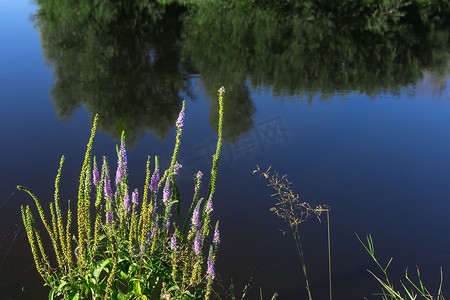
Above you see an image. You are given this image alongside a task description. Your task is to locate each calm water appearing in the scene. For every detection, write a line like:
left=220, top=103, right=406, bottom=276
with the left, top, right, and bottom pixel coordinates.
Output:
left=1, top=0, right=450, bottom=299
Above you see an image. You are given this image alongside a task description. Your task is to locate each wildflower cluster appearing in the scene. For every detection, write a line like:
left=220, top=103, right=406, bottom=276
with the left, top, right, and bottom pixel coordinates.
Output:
left=18, top=88, right=226, bottom=299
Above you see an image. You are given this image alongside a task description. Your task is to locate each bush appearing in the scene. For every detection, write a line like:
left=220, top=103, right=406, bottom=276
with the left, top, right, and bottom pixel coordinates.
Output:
left=17, top=87, right=226, bottom=299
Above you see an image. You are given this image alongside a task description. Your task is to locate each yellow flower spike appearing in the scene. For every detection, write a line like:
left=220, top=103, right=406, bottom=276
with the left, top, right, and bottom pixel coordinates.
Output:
left=77, top=114, right=98, bottom=267
left=22, top=206, right=46, bottom=280
left=207, top=87, right=225, bottom=200
left=54, top=156, right=67, bottom=264
left=49, top=202, right=64, bottom=268
left=138, top=155, right=151, bottom=241
left=65, top=204, right=73, bottom=269
left=17, top=186, right=55, bottom=244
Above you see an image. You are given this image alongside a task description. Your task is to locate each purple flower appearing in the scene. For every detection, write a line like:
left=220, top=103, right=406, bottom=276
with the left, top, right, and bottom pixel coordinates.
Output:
left=176, top=104, right=185, bottom=128
left=193, top=232, right=202, bottom=256
left=191, top=201, right=201, bottom=231
left=145, top=223, right=158, bottom=248
left=196, top=171, right=203, bottom=180
left=213, top=223, right=220, bottom=245
left=162, top=178, right=171, bottom=207
left=104, top=177, right=112, bottom=200
left=93, top=158, right=100, bottom=187
left=132, top=188, right=139, bottom=206
left=170, top=233, right=177, bottom=251
left=151, top=225, right=157, bottom=239
left=101, top=156, right=110, bottom=192
left=123, top=191, right=131, bottom=214
left=152, top=197, right=158, bottom=216
left=205, top=196, right=213, bottom=214
left=115, top=138, right=128, bottom=185
left=218, top=86, right=226, bottom=94
left=115, top=167, right=124, bottom=186
left=145, top=228, right=156, bottom=248
left=150, top=166, right=160, bottom=194
left=145, top=232, right=151, bottom=247
left=148, top=222, right=157, bottom=240
left=106, top=210, right=113, bottom=225
left=207, top=247, right=215, bottom=279
left=119, top=138, right=128, bottom=169
left=166, top=219, right=170, bottom=230
left=114, top=189, right=119, bottom=203
left=173, top=162, right=182, bottom=174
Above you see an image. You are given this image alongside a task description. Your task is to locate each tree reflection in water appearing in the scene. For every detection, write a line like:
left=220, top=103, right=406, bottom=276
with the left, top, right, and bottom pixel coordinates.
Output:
left=34, top=0, right=450, bottom=144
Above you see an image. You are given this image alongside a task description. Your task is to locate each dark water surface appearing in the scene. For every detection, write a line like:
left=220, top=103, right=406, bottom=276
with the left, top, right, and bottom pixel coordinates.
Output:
left=1, top=0, right=450, bottom=299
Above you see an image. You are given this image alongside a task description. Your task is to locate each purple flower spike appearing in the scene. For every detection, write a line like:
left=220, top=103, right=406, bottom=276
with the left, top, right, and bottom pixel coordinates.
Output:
left=104, top=177, right=112, bottom=200
left=205, top=196, right=213, bottom=214
left=119, top=138, right=128, bottom=170
left=170, top=234, right=177, bottom=251
left=106, top=210, right=113, bottom=225
left=218, top=86, right=226, bottom=94
left=196, top=170, right=203, bottom=180
left=115, top=137, right=128, bottom=186
left=145, top=227, right=157, bottom=248
left=152, top=198, right=158, bottom=216
left=192, top=201, right=201, bottom=231
left=150, top=166, right=160, bottom=194
left=151, top=225, right=157, bottom=239
left=207, top=248, right=215, bottom=279
left=145, top=232, right=151, bottom=248
left=176, top=104, right=185, bottom=128
left=193, top=232, right=202, bottom=256
left=166, top=219, right=170, bottom=230
left=162, top=179, right=171, bottom=207
left=114, top=189, right=119, bottom=203
left=93, top=159, right=100, bottom=187
left=123, top=191, right=131, bottom=214
left=132, top=188, right=139, bottom=206
left=115, top=167, right=123, bottom=186
left=213, top=224, right=220, bottom=245
left=173, top=162, right=182, bottom=174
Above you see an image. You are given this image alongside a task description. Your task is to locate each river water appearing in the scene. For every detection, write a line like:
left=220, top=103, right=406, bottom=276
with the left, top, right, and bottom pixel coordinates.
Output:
left=1, top=0, right=450, bottom=299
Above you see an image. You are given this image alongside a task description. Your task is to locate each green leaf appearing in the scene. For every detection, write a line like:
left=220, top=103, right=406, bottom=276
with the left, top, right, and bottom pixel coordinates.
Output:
left=67, top=292, right=80, bottom=300
left=167, top=285, right=179, bottom=292
left=48, top=289, right=55, bottom=300
left=117, top=291, right=126, bottom=300
left=56, top=280, right=69, bottom=293
left=94, top=258, right=111, bottom=281
left=134, top=281, right=142, bottom=296
left=119, top=270, right=128, bottom=280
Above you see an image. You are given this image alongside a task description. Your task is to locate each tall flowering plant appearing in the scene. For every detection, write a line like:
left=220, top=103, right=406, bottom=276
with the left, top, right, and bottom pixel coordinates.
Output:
left=18, top=88, right=226, bottom=299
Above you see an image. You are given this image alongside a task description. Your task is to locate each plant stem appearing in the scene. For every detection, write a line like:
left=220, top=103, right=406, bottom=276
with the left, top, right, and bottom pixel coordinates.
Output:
left=327, top=210, right=332, bottom=300
left=292, top=227, right=312, bottom=300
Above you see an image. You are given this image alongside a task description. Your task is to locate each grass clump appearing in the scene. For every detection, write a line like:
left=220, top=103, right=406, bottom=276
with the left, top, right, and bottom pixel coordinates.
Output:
left=253, top=166, right=331, bottom=300
left=17, top=87, right=226, bottom=299
left=358, top=234, right=445, bottom=300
